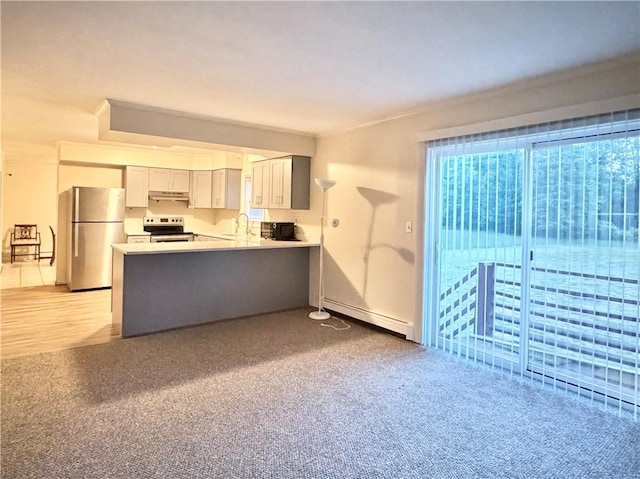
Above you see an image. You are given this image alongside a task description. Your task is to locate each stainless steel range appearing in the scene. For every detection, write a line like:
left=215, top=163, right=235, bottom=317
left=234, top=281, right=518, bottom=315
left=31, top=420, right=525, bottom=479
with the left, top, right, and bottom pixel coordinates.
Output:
left=143, top=216, right=194, bottom=242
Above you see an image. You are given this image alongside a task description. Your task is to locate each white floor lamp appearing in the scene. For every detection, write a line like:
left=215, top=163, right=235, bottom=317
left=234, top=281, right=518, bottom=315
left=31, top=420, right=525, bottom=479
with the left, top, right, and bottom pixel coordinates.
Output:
left=309, top=178, right=338, bottom=320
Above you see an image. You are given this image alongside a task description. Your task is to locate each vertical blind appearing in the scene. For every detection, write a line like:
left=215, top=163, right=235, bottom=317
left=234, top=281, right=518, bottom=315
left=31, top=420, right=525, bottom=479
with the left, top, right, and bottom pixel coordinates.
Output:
left=425, top=109, right=640, bottom=420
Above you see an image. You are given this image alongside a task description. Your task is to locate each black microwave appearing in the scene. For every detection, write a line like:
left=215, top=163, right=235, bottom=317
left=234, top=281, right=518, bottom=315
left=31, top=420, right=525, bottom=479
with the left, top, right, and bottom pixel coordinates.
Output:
left=264, top=222, right=298, bottom=241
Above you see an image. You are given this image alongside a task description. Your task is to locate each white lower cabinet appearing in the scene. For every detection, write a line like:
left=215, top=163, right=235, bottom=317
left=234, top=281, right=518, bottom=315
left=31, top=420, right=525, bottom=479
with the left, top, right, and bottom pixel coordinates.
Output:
left=127, top=235, right=150, bottom=244
left=195, top=235, right=223, bottom=242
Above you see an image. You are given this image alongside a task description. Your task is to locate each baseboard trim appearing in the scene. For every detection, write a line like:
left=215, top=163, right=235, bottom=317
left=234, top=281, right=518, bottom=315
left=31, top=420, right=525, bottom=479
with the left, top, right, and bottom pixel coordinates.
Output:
left=323, top=297, right=414, bottom=340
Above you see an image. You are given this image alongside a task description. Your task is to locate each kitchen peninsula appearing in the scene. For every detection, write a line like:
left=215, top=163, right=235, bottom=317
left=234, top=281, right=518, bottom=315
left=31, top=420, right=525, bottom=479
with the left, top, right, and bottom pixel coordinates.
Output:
left=111, top=238, right=319, bottom=337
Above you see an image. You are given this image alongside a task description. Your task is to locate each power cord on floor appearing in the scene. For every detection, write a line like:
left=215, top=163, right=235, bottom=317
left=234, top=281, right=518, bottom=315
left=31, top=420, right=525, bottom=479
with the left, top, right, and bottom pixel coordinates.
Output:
left=319, top=314, right=351, bottom=331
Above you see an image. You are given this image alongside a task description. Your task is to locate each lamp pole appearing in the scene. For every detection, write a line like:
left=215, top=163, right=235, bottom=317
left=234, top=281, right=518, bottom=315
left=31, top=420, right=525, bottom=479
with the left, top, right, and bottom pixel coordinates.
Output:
left=309, top=178, right=336, bottom=320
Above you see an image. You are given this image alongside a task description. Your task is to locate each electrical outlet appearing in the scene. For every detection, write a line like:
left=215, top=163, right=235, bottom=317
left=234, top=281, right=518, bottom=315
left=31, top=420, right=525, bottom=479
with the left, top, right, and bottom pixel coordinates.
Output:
left=405, top=221, right=412, bottom=233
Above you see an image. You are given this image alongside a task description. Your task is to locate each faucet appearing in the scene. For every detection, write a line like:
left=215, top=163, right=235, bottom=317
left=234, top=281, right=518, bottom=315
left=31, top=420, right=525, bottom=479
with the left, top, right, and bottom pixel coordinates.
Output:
left=235, top=213, right=250, bottom=237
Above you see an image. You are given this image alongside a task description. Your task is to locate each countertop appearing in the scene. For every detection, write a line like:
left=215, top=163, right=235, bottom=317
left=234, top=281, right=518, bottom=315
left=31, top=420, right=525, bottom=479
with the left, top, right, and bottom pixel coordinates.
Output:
left=112, top=237, right=319, bottom=255
left=125, top=231, right=234, bottom=237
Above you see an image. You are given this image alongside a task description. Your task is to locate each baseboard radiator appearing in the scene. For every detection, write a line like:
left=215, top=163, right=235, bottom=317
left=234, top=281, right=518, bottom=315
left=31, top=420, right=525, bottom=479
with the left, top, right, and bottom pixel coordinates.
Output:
left=323, top=297, right=414, bottom=340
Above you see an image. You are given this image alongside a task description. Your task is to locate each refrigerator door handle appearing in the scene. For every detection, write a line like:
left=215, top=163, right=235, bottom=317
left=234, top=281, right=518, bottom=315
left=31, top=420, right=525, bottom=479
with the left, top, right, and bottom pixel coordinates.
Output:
left=74, top=223, right=79, bottom=257
left=74, top=188, right=80, bottom=220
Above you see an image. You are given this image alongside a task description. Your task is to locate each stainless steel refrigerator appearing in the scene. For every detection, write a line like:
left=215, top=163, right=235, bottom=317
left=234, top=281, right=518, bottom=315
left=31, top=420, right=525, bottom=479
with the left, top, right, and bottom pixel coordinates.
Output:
left=67, top=187, right=125, bottom=291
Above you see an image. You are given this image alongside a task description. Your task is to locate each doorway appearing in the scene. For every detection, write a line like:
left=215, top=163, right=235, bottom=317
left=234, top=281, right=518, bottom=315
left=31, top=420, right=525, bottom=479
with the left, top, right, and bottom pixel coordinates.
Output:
left=424, top=111, right=640, bottom=415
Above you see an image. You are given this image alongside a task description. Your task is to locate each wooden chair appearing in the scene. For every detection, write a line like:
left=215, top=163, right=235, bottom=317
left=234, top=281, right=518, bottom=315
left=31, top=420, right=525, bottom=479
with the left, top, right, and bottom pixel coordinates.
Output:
left=10, top=224, right=41, bottom=263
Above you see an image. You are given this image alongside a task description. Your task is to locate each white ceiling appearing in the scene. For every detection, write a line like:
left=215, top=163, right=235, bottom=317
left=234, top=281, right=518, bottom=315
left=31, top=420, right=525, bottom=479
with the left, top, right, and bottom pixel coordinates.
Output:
left=2, top=1, right=639, bottom=160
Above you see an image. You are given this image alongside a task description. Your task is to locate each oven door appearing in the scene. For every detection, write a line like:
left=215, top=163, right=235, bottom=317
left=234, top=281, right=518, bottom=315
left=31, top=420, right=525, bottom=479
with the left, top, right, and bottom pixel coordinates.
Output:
left=150, top=234, right=194, bottom=243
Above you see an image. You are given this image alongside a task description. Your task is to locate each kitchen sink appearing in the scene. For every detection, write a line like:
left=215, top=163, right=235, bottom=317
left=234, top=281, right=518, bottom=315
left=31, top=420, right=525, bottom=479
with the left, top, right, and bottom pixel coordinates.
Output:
left=209, top=233, right=262, bottom=241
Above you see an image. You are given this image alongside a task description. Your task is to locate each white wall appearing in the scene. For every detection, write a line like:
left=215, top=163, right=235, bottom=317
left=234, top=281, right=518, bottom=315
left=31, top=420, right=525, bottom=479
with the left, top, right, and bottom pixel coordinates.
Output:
left=0, top=153, right=3, bottom=265
left=308, top=54, right=640, bottom=341
left=2, top=159, right=58, bottom=262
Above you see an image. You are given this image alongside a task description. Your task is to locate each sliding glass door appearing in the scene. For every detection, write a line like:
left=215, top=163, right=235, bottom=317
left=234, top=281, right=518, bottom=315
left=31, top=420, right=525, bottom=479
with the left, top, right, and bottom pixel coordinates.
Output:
left=528, top=133, right=639, bottom=406
left=425, top=111, right=640, bottom=417
left=430, top=145, right=525, bottom=370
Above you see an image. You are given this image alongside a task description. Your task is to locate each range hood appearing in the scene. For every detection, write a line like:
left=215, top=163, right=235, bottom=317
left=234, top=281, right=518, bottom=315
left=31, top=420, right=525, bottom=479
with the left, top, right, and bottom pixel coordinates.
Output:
left=148, top=191, right=190, bottom=201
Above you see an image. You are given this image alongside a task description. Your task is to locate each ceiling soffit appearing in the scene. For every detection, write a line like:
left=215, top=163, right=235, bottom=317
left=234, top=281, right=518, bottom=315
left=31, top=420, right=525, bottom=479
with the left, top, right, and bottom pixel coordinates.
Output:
left=97, top=100, right=316, bottom=158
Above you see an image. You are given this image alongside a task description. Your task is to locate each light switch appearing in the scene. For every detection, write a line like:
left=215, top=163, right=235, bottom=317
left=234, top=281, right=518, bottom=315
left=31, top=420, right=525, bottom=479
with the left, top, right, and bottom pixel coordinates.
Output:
left=405, top=221, right=412, bottom=233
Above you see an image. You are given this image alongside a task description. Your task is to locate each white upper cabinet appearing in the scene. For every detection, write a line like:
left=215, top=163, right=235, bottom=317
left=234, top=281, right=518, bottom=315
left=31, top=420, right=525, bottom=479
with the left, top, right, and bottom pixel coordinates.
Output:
left=190, top=171, right=213, bottom=208
left=251, top=156, right=310, bottom=210
left=148, top=168, right=171, bottom=191
left=124, top=166, right=149, bottom=208
left=171, top=170, right=191, bottom=192
left=268, top=157, right=293, bottom=209
left=212, top=169, right=241, bottom=209
left=148, top=168, right=190, bottom=193
left=251, top=161, right=271, bottom=209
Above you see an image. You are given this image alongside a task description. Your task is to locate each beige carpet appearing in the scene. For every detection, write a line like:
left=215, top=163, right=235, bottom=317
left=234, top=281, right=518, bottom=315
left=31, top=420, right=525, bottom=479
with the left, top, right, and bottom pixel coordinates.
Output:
left=2, top=309, right=639, bottom=478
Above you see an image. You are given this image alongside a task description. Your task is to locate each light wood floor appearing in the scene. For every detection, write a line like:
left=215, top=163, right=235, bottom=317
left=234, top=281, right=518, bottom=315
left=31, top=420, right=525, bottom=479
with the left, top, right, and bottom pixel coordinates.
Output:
left=1, top=262, right=119, bottom=359
left=0, top=260, right=56, bottom=289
